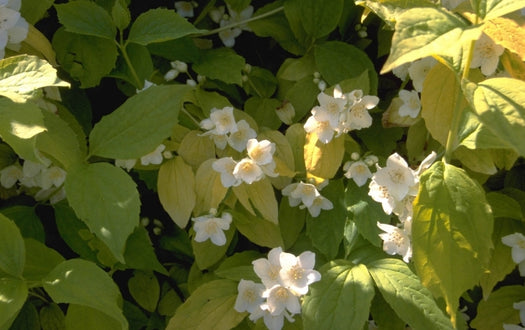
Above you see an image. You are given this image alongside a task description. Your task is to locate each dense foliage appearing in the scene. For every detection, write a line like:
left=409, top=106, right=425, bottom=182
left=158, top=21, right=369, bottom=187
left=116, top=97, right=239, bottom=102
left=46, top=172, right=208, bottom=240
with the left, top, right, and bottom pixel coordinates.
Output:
left=1, top=0, right=525, bottom=329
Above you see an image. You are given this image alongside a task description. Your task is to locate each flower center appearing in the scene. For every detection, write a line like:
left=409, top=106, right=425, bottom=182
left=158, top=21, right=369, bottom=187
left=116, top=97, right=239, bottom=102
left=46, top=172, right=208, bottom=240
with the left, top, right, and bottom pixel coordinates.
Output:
left=205, top=220, right=219, bottom=235
left=389, top=169, right=405, bottom=184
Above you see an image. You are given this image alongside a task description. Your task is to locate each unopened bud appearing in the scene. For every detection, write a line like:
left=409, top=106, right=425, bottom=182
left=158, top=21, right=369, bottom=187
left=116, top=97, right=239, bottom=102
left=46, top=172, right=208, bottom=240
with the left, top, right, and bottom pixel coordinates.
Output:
left=164, top=69, right=179, bottom=81
left=186, top=79, right=197, bottom=86
left=351, top=152, right=360, bottom=160
left=162, top=150, right=173, bottom=159
left=313, top=72, right=321, bottom=79
left=197, top=74, right=206, bottom=83
left=243, top=63, right=252, bottom=73
left=171, top=60, right=188, bottom=72
left=317, top=80, right=327, bottom=91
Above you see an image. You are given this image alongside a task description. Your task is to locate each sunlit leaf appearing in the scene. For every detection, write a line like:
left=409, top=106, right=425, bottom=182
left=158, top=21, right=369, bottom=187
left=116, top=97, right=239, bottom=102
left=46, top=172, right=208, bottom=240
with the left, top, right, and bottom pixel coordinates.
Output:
left=55, top=1, right=116, bottom=39
left=233, top=178, right=279, bottom=224
left=412, top=161, right=493, bottom=325
left=0, top=276, right=27, bottom=329
left=193, top=159, right=229, bottom=216
left=304, top=133, right=344, bottom=179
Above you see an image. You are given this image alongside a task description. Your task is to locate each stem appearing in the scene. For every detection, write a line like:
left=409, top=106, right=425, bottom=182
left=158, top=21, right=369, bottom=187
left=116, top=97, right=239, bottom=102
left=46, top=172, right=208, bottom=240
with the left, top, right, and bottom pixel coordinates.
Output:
left=29, top=289, right=50, bottom=303
left=116, top=41, right=142, bottom=89
left=198, top=6, right=284, bottom=37
left=246, top=76, right=263, bottom=97
left=181, top=107, right=202, bottom=127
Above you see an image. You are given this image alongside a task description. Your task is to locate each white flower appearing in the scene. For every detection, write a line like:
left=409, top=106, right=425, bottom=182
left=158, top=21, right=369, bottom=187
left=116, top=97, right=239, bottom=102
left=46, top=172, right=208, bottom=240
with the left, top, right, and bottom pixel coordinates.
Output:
left=39, top=166, right=66, bottom=190
left=442, top=0, right=466, bottom=9
left=303, top=195, right=333, bottom=217
left=282, top=182, right=320, bottom=208
left=341, top=94, right=377, bottom=131
left=136, top=80, right=155, bottom=93
left=227, top=120, right=256, bottom=152
left=115, top=159, right=136, bottom=171
left=212, top=157, right=241, bottom=188
left=343, top=160, right=372, bottom=187
left=398, top=89, right=421, bottom=118
left=192, top=211, right=232, bottom=246
left=140, top=144, right=166, bottom=166
left=175, top=1, right=194, bottom=18
left=19, top=159, right=47, bottom=188
left=247, top=139, right=275, bottom=165
left=233, top=157, right=264, bottom=184
left=279, top=251, right=321, bottom=295
left=470, top=32, right=504, bottom=76
left=202, top=107, right=238, bottom=135
left=234, top=279, right=265, bottom=313
left=368, top=180, right=397, bottom=215
left=303, top=109, right=335, bottom=143
left=502, top=233, right=525, bottom=276
left=0, top=1, right=27, bottom=59
left=262, top=285, right=301, bottom=316
left=317, top=86, right=347, bottom=129
left=408, top=57, right=436, bottom=92
left=164, top=69, right=179, bottom=81
left=377, top=222, right=412, bottom=262
left=372, top=153, right=416, bottom=201
left=503, top=325, right=525, bottom=330
left=392, top=62, right=410, bottom=80
left=0, top=164, right=22, bottom=188
left=218, top=5, right=253, bottom=47
left=253, top=247, right=282, bottom=288
left=209, top=6, right=225, bottom=23
left=249, top=307, right=295, bottom=330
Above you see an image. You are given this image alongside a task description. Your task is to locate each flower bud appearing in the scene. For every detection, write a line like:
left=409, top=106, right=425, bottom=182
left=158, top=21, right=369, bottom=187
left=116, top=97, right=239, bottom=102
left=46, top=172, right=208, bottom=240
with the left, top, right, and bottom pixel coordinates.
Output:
left=275, top=102, right=295, bottom=125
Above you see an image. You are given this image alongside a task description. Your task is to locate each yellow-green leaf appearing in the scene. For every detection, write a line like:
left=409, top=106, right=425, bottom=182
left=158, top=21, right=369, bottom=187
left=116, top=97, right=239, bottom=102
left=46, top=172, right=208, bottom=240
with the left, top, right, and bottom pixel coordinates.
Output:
left=178, top=130, right=216, bottom=170
left=304, top=133, right=344, bottom=179
left=193, top=159, right=228, bottom=216
left=158, top=157, right=196, bottom=228
left=233, top=178, right=279, bottom=224
left=412, top=161, right=493, bottom=326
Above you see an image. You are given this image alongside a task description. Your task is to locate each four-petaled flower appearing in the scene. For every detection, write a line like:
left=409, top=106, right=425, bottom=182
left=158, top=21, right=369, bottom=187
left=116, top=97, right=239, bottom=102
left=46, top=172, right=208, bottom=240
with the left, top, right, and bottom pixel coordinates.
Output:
left=470, top=32, right=504, bottom=76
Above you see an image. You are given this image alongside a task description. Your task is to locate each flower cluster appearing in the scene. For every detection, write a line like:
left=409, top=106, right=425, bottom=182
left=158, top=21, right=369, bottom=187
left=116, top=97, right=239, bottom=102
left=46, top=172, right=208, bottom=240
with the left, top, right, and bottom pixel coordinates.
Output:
left=369, top=152, right=436, bottom=262
left=0, top=0, right=28, bottom=59
left=209, top=4, right=254, bottom=47
left=234, top=247, right=321, bottom=330
left=281, top=180, right=333, bottom=217
left=191, top=208, right=232, bottom=246
left=213, top=138, right=278, bottom=187
left=0, top=156, right=66, bottom=204
left=304, top=85, right=378, bottom=144
left=115, top=143, right=168, bottom=171
left=200, top=106, right=256, bottom=152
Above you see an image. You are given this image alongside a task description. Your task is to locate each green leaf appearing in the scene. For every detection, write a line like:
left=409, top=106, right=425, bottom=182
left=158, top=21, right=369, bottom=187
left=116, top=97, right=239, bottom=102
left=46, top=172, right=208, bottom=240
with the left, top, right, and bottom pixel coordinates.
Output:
left=284, top=76, right=319, bottom=120
left=111, top=0, right=131, bottom=31
left=471, top=285, right=525, bottom=330
left=305, top=179, right=346, bottom=259
left=230, top=206, right=284, bottom=249
left=0, top=214, right=25, bottom=277
left=65, top=163, right=140, bottom=263
left=193, top=48, right=245, bottom=85
left=244, top=97, right=282, bottom=130
left=412, top=161, right=494, bottom=325
left=381, top=7, right=478, bottom=74
left=10, top=301, right=40, bottom=330
left=302, top=261, right=374, bottom=330
left=123, top=226, right=167, bottom=275
left=54, top=202, right=99, bottom=263
left=52, top=28, right=118, bottom=88
left=43, top=259, right=127, bottom=329
left=36, top=110, right=84, bottom=169
left=0, top=98, right=45, bottom=162
left=23, top=239, right=65, bottom=285
left=470, top=78, right=525, bottom=157
left=314, top=41, right=378, bottom=94
left=345, top=182, right=391, bottom=247
left=298, top=0, right=344, bottom=39
left=109, top=43, right=153, bottom=87
left=55, top=1, right=116, bottom=39
left=486, top=191, right=524, bottom=220
left=0, top=55, right=69, bottom=102
left=89, top=84, right=192, bottom=159
left=128, top=271, right=160, bottom=313
left=158, top=157, right=196, bottom=229
left=243, top=67, right=278, bottom=98
left=368, top=258, right=454, bottom=330
left=39, top=303, right=66, bottom=330
left=192, top=223, right=235, bottom=270
left=0, top=276, right=28, bottom=329
left=249, top=2, right=307, bottom=56
left=214, top=251, right=261, bottom=282
left=65, top=304, right=122, bottom=330
left=20, top=0, right=54, bottom=24
left=473, top=0, right=525, bottom=20
left=279, top=197, right=307, bottom=249
left=193, top=159, right=229, bottom=216
left=369, top=291, right=406, bottom=330
left=166, top=279, right=245, bottom=330
left=127, top=8, right=202, bottom=45
left=479, top=218, right=525, bottom=299
left=0, top=206, right=45, bottom=243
